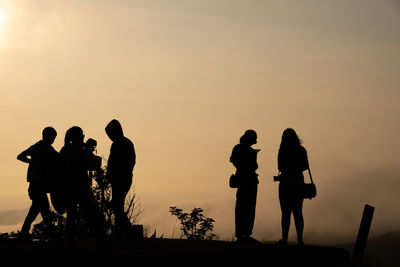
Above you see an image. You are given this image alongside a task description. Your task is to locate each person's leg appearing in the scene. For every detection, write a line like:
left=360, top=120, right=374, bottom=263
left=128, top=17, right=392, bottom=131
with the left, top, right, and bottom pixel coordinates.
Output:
left=37, top=192, right=52, bottom=226
left=235, top=187, right=245, bottom=240
left=66, top=203, right=77, bottom=239
left=112, top=180, right=131, bottom=239
left=78, top=189, right=104, bottom=243
left=20, top=203, right=40, bottom=237
left=293, top=197, right=304, bottom=244
left=20, top=183, right=41, bottom=237
left=279, top=184, right=291, bottom=243
left=245, top=184, right=258, bottom=238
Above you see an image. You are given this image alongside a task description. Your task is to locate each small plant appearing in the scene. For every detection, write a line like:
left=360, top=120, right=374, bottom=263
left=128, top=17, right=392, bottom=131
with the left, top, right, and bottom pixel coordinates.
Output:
left=169, top=206, right=215, bottom=240
left=32, top=210, right=66, bottom=240
left=31, top=165, right=142, bottom=240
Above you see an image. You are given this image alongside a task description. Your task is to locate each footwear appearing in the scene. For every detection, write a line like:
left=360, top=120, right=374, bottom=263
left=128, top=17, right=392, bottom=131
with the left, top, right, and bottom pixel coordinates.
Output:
left=237, top=236, right=261, bottom=244
left=276, top=239, right=288, bottom=247
left=245, top=236, right=261, bottom=244
left=236, top=236, right=246, bottom=243
left=18, top=232, right=32, bottom=241
left=297, top=240, right=305, bottom=247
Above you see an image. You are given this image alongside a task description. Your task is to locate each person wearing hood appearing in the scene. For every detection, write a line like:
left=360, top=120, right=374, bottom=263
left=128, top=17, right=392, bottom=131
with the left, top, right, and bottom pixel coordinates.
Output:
left=105, top=119, right=136, bottom=239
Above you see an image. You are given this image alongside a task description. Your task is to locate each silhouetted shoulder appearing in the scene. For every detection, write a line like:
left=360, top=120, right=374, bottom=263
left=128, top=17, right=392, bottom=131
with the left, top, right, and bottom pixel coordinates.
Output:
left=298, top=145, right=309, bottom=171
left=300, top=145, right=307, bottom=156
left=230, top=144, right=241, bottom=163
left=24, top=141, right=42, bottom=155
left=231, top=144, right=241, bottom=154
left=59, top=145, right=70, bottom=157
left=107, top=136, right=136, bottom=178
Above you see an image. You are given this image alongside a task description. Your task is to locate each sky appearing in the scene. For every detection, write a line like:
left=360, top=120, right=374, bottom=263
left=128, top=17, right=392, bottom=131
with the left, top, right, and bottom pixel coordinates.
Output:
left=0, top=0, right=399, bottom=244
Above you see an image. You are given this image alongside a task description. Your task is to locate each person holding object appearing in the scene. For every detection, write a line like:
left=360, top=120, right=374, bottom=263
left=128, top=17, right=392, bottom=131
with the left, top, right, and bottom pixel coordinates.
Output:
left=59, top=126, right=104, bottom=247
left=230, top=129, right=260, bottom=243
left=276, top=128, right=309, bottom=246
left=105, top=119, right=136, bottom=240
left=17, top=127, right=59, bottom=240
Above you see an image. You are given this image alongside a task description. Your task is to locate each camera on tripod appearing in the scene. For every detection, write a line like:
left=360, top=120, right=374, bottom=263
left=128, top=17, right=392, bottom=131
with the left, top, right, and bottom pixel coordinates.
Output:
left=84, top=138, right=97, bottom=152
left=273, top=173, right=283, bottom=182
left=84, top=138, right=102, bottom=171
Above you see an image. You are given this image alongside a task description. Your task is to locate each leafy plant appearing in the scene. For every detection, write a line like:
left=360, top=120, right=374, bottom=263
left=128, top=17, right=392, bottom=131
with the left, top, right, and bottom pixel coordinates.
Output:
left=31, top=165, right=142, bottom=240
left=169, top=206, right=215, bottom=240
left=32, top=210, right=66, bottom=239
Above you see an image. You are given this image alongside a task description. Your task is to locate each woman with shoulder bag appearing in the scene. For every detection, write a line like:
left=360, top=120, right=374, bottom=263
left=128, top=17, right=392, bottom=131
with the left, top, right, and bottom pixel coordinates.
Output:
left=276, top=128, right=310, bottom=246
left=230, top=129, right=260, bottom=243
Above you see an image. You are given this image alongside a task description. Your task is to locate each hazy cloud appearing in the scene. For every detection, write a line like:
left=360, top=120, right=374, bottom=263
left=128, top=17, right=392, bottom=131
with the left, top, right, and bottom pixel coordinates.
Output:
left=0, top=208, right=27, bottom=225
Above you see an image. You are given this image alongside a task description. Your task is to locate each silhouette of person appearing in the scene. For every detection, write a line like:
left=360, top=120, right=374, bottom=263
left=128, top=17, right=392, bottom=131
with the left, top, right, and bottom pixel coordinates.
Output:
left=230, top=129, right=260, bottom=243
left=276, top=128, right=309, bottom=246
left=59, top=126, right=104, bottom=246
left=105, top=119, right=136, bottom=240
left=17, top=127, right=59, bottom=239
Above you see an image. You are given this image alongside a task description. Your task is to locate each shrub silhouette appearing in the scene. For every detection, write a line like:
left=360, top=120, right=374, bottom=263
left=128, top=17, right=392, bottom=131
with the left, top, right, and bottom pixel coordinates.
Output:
left=32, top=210, right=66, bottom=239
left=32, top=165, right=142, bottom=239
left=169, top=206, right=215, bottom=240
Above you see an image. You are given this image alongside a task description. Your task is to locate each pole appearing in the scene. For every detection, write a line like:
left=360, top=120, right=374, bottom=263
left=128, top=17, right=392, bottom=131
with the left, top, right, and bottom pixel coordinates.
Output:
left=352, top=204, right=375, bottom=261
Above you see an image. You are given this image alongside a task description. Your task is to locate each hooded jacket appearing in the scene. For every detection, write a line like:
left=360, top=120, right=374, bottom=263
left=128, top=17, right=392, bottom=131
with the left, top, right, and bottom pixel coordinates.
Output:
left=105, top=120, right=136, bottom=184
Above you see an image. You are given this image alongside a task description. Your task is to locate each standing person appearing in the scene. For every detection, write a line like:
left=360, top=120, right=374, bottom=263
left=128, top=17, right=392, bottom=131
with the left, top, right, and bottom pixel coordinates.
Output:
left=276, top=128, right=309, bottom=246
left=230, top=129, right=260, bottom=243
left=17, top=127, right=59, bottom=239
left=59, top=126, right=103, bottom=247
left=105, top=119, right=136, bottom=240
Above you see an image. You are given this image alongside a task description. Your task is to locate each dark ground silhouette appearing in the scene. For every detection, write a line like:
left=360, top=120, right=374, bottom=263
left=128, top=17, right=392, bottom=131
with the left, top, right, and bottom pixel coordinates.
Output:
left=0, top=236, right=355, bottom=267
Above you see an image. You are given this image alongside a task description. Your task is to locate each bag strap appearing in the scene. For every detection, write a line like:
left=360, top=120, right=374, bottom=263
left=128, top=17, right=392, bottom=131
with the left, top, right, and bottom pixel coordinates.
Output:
left=307, top=167, right=314, bottom=184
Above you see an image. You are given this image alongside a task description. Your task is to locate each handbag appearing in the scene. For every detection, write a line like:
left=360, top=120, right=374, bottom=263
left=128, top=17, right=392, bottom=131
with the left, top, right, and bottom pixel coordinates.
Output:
left=229, top=174, right=239, bottom=188
left=298, top=168, right=317, bottom=199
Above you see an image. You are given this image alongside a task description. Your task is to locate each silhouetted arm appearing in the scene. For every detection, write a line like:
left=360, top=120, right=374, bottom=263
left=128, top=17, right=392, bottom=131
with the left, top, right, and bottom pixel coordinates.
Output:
left=300, top=147, right=309, bottom=172
left=106, top=144, right=115, bottom=181
left=130, top=142, right=136, bottom=171
left=277, top=150, right=286, bottom=173
left=17, top=147, right=33, bottom=164
left=230, top=145, right=241, bottom=169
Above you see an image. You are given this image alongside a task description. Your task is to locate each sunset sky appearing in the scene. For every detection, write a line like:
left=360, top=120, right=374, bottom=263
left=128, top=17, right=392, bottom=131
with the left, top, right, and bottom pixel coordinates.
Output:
left=0, top=0, right=399, bottom=243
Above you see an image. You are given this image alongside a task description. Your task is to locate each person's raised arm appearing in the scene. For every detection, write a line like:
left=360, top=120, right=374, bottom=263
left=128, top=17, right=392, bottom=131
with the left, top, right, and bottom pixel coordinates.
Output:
left=17, top=147, right=32, bottom=164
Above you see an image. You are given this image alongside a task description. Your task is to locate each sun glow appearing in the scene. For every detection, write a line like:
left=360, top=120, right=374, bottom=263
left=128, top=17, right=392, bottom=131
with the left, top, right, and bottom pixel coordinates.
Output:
left=0, top=9, right=5, bottom=31
left=0, top=3, right=10, bottom=47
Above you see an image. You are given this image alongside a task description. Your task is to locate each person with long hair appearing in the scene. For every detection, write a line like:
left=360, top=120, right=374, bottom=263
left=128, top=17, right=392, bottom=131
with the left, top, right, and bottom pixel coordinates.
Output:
left=277, top=128, right=309, bottom=246
left=230, top=129, right=260, bottom=243
left=59, top=126, right=104, bottom=247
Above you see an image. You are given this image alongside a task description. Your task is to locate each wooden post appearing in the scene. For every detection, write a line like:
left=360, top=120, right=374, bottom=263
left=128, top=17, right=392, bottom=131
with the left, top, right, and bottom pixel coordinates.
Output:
left=352, top=204, right=375, bottom=261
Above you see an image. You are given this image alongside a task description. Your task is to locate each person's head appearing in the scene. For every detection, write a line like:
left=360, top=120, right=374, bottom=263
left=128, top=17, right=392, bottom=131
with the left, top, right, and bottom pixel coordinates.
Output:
left=42, top=127, right=57, bottom=145
left=64, top=126, right=84, bottom=146
left=105, top=119, right=124, bottom=142
left=240, top=129, right=257, bottom=146
left=280, top=128, right=301, bottom=149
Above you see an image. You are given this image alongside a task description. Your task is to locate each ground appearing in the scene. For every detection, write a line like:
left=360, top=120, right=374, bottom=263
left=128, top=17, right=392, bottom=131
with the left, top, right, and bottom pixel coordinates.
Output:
left=0, top=236, right=369, bottom=267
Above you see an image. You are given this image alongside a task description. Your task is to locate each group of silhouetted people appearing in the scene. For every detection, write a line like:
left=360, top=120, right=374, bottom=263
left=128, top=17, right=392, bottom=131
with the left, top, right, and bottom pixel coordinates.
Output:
left=18, top=121, right=310, bottom=246
left=17, top=119, right=135, bottom=246
left=230, top=128, right=311, bottom=246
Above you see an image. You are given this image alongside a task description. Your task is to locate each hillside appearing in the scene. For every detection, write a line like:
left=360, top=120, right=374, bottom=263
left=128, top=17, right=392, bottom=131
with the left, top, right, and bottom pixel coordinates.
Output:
left=336, top=230, right=400, bottom=267
left=0, top=236, right=355, bottom=266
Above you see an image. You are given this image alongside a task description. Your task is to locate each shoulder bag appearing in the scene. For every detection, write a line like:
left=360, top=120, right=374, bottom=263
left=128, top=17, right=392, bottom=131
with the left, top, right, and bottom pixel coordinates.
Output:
left=299, top=167, right=317, bottom=199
